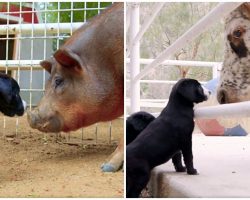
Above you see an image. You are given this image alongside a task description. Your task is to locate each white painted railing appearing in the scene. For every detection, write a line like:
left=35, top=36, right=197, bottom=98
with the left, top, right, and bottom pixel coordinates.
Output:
left=126, top=58, right=221, bottom=111
left=0, top=60, right=41, bottom=70
left=0, top=23, right=83, bottom=35
left=195, top=101, right=250, bottom=119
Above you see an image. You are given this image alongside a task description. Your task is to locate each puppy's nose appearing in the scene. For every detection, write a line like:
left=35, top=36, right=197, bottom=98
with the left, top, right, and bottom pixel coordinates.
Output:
left=202, top=86, right=211, bottom=97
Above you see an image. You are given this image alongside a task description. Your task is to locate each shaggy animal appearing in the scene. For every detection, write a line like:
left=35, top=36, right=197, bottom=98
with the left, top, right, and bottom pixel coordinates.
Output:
left=126, top=111, right=186, bottom=173
left=0, top=73, right=26, bottom=117
left=126, top=78, right=210, bottom=198
left=217, top=3, right=250, bottom=104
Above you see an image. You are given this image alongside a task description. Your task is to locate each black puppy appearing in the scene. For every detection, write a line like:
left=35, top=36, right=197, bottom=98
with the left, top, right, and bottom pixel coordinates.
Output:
left=0, top=73, right=26, bottom=117
left=126, top=111, right=155, bottom=145
left=126, top=111, right=186, bottom=173
left=126, top=78, right=210, bottom=198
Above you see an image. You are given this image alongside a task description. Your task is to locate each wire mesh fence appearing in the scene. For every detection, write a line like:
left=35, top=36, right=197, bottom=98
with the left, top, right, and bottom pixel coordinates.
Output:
left=0, top=1, right=122, bottom=147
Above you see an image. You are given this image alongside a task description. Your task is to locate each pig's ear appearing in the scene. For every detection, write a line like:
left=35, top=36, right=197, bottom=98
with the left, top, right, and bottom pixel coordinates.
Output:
left=40, top=59, right=53, bottom=73
left=53, top=48, right=83, bottom=73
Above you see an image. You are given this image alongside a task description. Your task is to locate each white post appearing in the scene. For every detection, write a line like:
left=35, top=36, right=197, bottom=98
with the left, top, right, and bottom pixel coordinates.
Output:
left=212, top=64, right=221, bottom=79
left=127, top=2, right=165, bottom=57
left=126, top=6, right=131, bottom=32
left=129, top=3, right=140, bottom=113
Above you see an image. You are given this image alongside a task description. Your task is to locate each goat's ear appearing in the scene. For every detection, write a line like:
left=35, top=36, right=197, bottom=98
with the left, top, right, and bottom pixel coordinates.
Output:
left=240, top=3, right=250, bottom=19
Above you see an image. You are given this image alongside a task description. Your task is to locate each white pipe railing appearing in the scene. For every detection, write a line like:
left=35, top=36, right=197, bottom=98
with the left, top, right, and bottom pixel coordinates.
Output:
left=0, top=22, right=83, bottom=35
left=133, top=2, right=242, bottom=82
left=126, top=58, right=222, bottom=68
left=128, top=59, right=222, bottom=81
left=126, top=99, right=167, bottom=108
left=126, top=5, right=131, bottom=32
left=195, top=101, right=250, bottom=119
left=0, top=13, right=21, bottom=22
left=127, top=59, right=218, bottom=111
left=127, top=3, right=165, bottom=57
left=127, top=80, right=207, bottom=84
left=129, top=3, right=140, bottom=112
left=0, top=60, right=41, bottom=70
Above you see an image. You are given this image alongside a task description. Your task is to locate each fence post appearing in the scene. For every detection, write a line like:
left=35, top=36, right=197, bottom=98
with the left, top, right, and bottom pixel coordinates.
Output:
left=129, top=3, right=140, bottom=113
left=212, top=64, right=218, bottom=79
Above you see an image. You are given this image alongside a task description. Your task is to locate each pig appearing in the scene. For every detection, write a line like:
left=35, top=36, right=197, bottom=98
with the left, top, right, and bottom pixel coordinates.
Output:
left=0, top=73, right=26, bottom=117
left=27, top=3, right=124, bottom=172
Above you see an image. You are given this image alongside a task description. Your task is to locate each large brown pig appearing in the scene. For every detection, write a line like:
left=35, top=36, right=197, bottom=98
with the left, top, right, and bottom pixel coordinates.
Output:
left=27, top=3, right=124, bottom=172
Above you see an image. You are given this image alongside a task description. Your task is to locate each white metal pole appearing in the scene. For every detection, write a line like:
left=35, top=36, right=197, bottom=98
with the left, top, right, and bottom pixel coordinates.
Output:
left=130, top=3, right=140, bottom=113
left=126, top=5, right=131, bottom=32
left=127, top=2, right=165, bottom=57
left=0, top=22, right=83, bottom=35
left=195, top=101, right=250, bottom=119
left=126, top=58, right=222, bottom=68
left=134, top=2, right=242, bottom=82
left=212, top=64, right=219, bottom=79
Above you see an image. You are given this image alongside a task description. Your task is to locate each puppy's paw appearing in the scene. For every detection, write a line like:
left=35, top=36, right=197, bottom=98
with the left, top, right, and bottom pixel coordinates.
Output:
left=187, top=168, right=198, bottom=175
left=175, top=166, right=186, bottom=172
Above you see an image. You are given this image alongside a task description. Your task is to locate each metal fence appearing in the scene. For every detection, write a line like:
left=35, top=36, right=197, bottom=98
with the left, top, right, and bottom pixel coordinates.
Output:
left=126, top=58, right=222, bottom=115
left=0, top=1, right=121, bottom=147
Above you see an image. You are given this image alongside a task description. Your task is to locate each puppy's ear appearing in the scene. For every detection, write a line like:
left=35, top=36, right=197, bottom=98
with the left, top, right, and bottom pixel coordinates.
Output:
left=196, top=85, right=205, bottom=97
left=176, top=79, right=203, bottom=103
left=176, top=81, right=194, bottom=102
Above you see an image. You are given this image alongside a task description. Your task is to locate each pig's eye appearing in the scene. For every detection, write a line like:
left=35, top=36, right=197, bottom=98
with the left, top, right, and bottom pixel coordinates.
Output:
left=54, top=77, right=64, bottom=88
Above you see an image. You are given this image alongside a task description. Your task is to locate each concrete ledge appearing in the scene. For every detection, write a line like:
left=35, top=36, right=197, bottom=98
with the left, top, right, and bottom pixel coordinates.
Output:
left=148, top=135, right=250, bottom=197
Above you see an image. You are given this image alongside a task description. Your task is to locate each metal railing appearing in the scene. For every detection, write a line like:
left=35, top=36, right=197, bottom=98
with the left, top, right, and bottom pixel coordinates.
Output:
left=126, top=58, right=221, bottom=112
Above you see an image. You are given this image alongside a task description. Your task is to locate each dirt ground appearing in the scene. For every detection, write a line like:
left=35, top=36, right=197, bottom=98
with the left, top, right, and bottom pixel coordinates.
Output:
left=0, top=114, right=124, bottom=197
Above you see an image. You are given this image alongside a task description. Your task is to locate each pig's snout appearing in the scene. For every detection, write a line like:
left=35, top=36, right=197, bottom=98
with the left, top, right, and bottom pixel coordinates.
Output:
left=27, top=109, right=62, bottom=133
left=27, top=109, right=43, bottom=129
